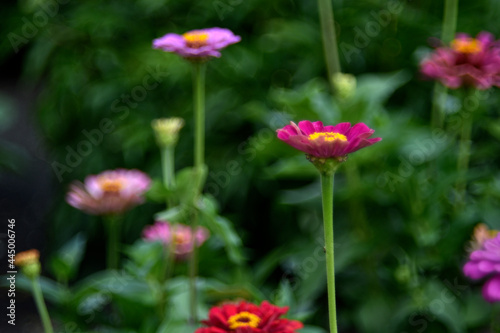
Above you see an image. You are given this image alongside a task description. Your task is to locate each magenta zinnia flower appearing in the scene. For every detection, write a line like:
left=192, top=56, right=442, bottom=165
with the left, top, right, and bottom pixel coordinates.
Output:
left=142, top=221, right=209, bottom=260
left=153, top=27, right=240, bottom=59
left=463, top=233, right=500, bottom=302
left=420, top=31, right=500, bottom=89
left=276, top=120, right=381, bottom=160
left=66, top=169, right=151, bottom=215
left=195, top=300, right=303, bottom=333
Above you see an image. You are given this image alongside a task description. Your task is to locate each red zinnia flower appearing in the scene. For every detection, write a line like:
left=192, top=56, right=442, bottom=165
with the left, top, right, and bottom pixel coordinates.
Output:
left=276, top=120, right=381, bottom=160
left=195, top=300, right=303, bottom=333
left=420, top=31, right=500, bottom=89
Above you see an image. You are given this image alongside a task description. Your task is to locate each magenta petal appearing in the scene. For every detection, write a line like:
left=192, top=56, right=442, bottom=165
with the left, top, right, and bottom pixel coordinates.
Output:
left=153, top=27, right=240, bottom=59
left=328, top=122, right=351, bottom=134
left=482, top=275, right=500, bottom=302
left=276, top=120, right=380, bottom=159
left=297, top=120, right=320, bottom=135
left=346, top=123, right=373, bottom=140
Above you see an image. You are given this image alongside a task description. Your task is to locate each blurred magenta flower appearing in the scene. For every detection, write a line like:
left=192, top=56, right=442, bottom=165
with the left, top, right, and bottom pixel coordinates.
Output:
left=420, top=32, right=500, bottom=89
left=463, top=233, right=500, bottom=302
left=66, top=169, right=151, bottom=215
left=276, top=120, right=381, bottom=161
left=142, top=221, right=209, bottom=260
left=153, top=28, right=240, bottom=59
left=195, top=300, right=303, bottom=333
left=469, top=223, right=498, bottom=251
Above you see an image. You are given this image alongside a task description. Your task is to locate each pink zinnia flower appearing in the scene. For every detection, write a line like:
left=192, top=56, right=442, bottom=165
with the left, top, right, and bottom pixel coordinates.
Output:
left=142, top=221, right=209, bottom=260
left=420, top=31, right=500, bottom=89
left=195, top=300, right=303, bottom=333
left=153, top=28, right=240, bottom=59
left=276, top=120, right=381, bottom=160
left=66, top=169, right=151, bottom=215
left=463, top=233, right=500, bottom=302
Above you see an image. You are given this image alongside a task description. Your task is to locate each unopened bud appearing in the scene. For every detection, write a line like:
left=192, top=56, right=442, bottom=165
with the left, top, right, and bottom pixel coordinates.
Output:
left=152, top=117, right=185, bottom=147
left=332, top=73, right=357, bottom=100
left=15, top=249, right=41, bottom=279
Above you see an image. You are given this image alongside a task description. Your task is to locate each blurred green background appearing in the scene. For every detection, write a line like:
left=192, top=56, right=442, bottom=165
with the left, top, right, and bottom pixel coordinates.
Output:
left=2, top=0, right=500, bottom=332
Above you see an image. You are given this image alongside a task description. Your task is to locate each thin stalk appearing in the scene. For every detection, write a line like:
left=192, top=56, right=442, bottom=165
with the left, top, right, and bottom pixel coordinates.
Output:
left=455, top=105, right=473, bottom=208
left=193, top=62, right=207, bottom=170
left=320, top=172, right=338, bottom=333
left=188, top=61, right=206, bottom=325
left=431, top=0, right=459, bottom=129
left=431, top=83, right=447, bottom=130
left=161, top=145, right=176, bottom=207
left=441, top=0, right=459, bottom=45
left=32, top=278, right=54, bottom=333
left=161, top=146, right=176, bottom=190
left=189, top=214, right=199, bottom=325
left=317, top=0, right=341, bottom=93
left=105, top=216, right=120, bottom=269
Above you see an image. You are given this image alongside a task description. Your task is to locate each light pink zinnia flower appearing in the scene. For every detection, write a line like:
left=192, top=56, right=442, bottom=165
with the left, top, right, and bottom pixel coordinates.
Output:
left=66, top=169, right=151, bottom=215
left=276, top=120, right=381, bottom=160
left=463, top=233, right=500, bottom=302
left=153, top=27, right=240, bottom=59
left=142, top=221, right=209, bottom=260
left=420, top=31, right=500, bottom=89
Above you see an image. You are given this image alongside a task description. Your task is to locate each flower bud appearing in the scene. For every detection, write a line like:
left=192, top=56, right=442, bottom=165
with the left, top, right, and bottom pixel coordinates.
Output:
left=15, top=249, right=41, bottom=279
left=152, top=117, right=185, bottom=147
left=332, top=73, right=356, bottom=100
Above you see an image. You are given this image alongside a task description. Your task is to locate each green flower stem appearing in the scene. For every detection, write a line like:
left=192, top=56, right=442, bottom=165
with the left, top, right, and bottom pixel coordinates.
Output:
left=105, top=215, right=121, bottom=269
left=455, top=99, right=474, bottom=208
left=31, top=277, right=54, bottom=333
left=189, top=213, right=199, bottom=325
left=431, top=83, right=447, bottom=130
left=193, top=62, right=207, bottom=171
left=164, top=224, right=177, bottom=282
left=161, top=145, right=176, bottom=208
left=441, top=0, right=459, bottom=45
left=431, top=0, right=459, bottom=129
left=188, top=61, right=206, bottom=325
left=320, top=172, right=338, bottom=333
left=318, top=0, right=341, bottom=93
left=161, top=146, right=176, bottom=190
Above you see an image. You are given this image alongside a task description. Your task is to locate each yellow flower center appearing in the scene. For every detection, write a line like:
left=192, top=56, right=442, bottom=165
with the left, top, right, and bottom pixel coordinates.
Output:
left=183, top=31, right=209, bottom=48
left=451, top=38, right=482, bottom=54
left=227, top=312, right=261, bottom=330
left=173, top=233, right=188, bottom=245
left=308, top=132, right=347, bottom=142
left=100, top=179, right=124, bottom=193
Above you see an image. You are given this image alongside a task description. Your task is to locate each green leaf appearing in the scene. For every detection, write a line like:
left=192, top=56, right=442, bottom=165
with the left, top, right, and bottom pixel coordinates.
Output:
left=146, top=179, right=172, bottom=203
left=176, top=166, right=208, bottom=204
left=199, top=196, right=245, bottom=265
left=49, top=233, right=87, bottom=282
